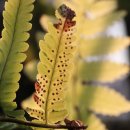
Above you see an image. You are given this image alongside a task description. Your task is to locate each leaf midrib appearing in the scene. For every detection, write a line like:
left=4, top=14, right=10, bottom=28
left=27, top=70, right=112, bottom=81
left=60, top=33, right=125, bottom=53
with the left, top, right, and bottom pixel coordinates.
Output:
left=45, top=18, right=67, bottom=124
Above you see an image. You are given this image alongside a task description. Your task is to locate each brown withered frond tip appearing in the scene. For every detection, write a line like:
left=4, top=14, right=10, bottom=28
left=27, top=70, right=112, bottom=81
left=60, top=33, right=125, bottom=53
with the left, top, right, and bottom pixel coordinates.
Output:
left=54, top=4, right=76, bottom=31
left=58, top=4, right=76, bottom=20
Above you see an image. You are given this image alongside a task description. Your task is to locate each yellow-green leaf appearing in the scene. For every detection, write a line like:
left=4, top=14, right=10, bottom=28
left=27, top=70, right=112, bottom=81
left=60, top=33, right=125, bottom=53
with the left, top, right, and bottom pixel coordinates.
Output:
left=0, top=0, right=34, bottom=114
left=6, top=110, right=25, bottom=120
left=79, top=37, right=130, bottom=57
left=22, top=4, right=77, bottom=124
left=82, top=11, right=126, bottom=36
left=88, top=0, right=117, bottom=18
left=81, top=86, right=130, bottom=116
left=78, top=61, right=129, bottom=82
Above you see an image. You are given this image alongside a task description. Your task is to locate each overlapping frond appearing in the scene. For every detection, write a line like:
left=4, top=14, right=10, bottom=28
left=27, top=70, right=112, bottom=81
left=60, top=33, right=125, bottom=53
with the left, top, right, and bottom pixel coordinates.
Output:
left=22, top=4, right=77, bottom=124
left=79, top=37, right=130, bottom=57
left=81, top=11, right=126, bottom=36
left=80, top=86, right=130, bottom=116
left=0, top=0, right=34, bottom=115
left=78, top=61, right=129, bottom=82
left=87, top=0, right=117, bottom=18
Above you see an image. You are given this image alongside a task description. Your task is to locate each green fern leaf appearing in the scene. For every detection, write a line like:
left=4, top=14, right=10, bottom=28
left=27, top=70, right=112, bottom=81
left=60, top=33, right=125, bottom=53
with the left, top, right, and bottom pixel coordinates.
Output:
left=0, top=122, right=18, bottom=130
left=22, top=4, right=77, bottom=124
left=0, top=122, right=32, bottom=130
left=82, top=11, right=126, bottom=36
left=78, top=61, right=129, bottom=82
left=80, top=86, right=130, bottom=116
left=0, top=0, right=34, bottom=114
left=88, top=0, right=117, bottom=18
left=79, top=37, right=130, bottom=57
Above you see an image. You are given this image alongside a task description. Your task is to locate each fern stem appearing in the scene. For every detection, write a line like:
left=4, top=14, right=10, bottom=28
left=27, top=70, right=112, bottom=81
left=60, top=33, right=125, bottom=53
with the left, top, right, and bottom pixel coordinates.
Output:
left=0, top=117, right=87, bottom=129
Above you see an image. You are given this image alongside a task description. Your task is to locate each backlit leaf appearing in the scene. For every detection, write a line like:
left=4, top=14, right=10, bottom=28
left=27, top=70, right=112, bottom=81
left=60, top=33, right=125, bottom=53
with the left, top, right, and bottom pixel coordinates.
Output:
left=80, top=86, right=130, bottom=116
left=82, top=11, right=126, bottom=36
left=87, top=0, right=117, bottom=18
left=79, top=37, right=130, bottom=57
left=78, top=61, right=129, bottom=82
left=0, top=0, right=34, bottom=115
left=22, top=4, right=77, bottom=124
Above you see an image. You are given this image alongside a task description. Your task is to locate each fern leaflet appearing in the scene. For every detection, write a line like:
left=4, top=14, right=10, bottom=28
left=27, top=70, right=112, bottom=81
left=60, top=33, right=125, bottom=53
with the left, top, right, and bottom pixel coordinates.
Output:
left=22, top=4, right=77, bottom=124
left=0, top=0, right=34, bottom=115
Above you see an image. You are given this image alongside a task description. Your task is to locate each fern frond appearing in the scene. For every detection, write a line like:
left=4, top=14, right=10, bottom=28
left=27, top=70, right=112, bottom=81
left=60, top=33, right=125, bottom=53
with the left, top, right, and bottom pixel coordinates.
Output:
left=88, top=0, right=117, bottom=18
left=22, top=4, right=77, bottom=124
left=80, top=86, right=130, bottom=116
left=41, top=0, right=130, bottom=127
left=0, top=0, right=34, bottom=114
left=78, top=61, right=129, bottom=82
left=82, top=11, right=126, bottom=36
left=79, top=37, right=130, bottom=57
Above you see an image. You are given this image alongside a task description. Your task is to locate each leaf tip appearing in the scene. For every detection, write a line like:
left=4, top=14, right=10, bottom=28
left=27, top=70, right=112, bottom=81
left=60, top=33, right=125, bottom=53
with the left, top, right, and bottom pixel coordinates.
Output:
left=58, top=4, right=76, bottom=20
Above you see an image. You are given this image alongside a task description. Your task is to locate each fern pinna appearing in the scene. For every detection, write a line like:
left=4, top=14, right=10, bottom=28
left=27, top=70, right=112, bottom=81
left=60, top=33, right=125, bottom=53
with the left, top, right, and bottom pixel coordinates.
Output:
left=22, top=4, right=76, bottom=124
left=0, top=0, right=34, bottom=116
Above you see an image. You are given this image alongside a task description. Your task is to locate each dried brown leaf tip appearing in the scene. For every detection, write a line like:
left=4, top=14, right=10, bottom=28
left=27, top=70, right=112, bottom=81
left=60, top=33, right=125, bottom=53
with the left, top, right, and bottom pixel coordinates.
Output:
left=58, top=4, right=76, bottom=20
left=54, top=4, right=76, bottom=31
left=64, top=118, right=87, bottom=130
